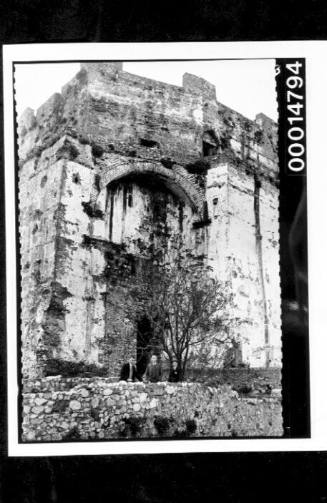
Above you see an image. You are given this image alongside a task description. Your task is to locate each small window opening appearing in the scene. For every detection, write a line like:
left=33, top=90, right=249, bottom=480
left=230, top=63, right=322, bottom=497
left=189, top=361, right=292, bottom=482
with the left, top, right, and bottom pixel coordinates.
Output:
left=139, top=138, right=159, bottom=148
left=72, top=173, right=81, bottom=184
left=213, top=197, right=219, bottom=218
left=126, top=186, right=133, bottom=208
left=40, top=175, right=47, bottom=188
left=123, top=186, right=133, bottom=210
left=202, top=131, right=219, bottom=157
left=203, top=141, right=217, bottom=157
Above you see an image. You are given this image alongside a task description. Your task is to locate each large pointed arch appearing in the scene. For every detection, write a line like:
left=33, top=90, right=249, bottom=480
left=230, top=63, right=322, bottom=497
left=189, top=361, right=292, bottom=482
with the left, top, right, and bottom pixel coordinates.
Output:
left=95, top=158, right=205, bottom=214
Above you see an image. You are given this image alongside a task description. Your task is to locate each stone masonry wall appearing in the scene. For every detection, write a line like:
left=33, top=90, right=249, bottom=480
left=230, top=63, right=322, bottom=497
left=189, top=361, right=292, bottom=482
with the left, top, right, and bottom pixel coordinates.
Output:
left=22, top=378, right=283, bottom=441
left=18, top=62, right=281, bottom=378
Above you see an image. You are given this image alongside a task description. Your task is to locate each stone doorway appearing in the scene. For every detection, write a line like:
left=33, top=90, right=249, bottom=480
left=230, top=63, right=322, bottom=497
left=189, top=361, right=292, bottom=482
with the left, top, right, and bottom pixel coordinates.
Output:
left=136, top=315, right=153, bottom=377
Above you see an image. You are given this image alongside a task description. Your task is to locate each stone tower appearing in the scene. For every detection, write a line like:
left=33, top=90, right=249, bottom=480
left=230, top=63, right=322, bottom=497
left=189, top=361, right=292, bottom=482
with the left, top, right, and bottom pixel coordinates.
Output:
left=18, top=63, right=281, bottom=379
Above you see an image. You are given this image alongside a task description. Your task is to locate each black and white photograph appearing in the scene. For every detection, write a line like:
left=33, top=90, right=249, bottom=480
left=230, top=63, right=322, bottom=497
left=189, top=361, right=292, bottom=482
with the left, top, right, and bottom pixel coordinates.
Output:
left=1, top=0, right=327, bottom=496
left=15, top=57, right=284, bottom=442
left=3, top=42, right=322, bottom=457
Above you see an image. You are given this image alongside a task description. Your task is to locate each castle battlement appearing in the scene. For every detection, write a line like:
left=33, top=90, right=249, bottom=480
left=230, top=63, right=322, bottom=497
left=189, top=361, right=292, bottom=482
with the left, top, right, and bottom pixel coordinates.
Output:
left=18, top=63, right=281, bottom=379
left=18, top=63, right=278, bottom=183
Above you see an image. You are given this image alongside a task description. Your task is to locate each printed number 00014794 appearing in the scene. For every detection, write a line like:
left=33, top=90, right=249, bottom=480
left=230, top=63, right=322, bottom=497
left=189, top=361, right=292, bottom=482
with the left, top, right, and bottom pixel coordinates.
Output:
left=286, top=61, right=305, bottom=173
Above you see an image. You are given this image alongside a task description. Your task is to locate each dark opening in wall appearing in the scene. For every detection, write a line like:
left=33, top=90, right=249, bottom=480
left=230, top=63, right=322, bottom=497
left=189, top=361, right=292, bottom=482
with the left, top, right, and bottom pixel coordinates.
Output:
left=91, top=144, right=104, bottom=157
left=139, top=138, right=159, bottom=148
left=94, top=173, right=101, bottom=192
left=72, top=173, right=81, bottom=184
left=40, top=175, right=47, bottom=188
left=178, top=201, right=184, bottom=232
left=137, top=316, right=154, bottom=376
left=203, top=141, right=217, bottom=157
left=123, top=185, right=133, bottom=212
left=213, top=197, right=218, bottom=218
left=108, top=190, right=114, bottom=241
left=192, top=202, right=211, bottom=229
left=161, top=157, right=174, bottom=169
left=202, top=130, right=219, bottom=157
left=81, top=201, right=104, bottom=220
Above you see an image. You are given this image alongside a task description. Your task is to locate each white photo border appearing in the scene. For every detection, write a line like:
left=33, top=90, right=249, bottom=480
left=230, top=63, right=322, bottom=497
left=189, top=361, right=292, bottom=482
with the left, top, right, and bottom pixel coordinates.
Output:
left=3, top=41, right=325, bottom=456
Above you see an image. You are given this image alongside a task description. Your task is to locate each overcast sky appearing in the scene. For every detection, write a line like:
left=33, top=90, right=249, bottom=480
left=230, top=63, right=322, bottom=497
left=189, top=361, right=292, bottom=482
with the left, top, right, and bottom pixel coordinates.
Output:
left=14, top=60, right=278, bottom=122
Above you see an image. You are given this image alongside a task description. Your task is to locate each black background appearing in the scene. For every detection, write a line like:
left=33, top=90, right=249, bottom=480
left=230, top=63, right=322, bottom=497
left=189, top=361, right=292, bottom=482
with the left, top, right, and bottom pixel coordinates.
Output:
left=0, top=1, right=324, bottom=501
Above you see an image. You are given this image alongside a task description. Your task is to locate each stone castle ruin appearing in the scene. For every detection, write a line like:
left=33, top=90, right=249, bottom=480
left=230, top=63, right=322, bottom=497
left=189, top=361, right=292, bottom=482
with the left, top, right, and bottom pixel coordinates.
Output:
left=18, top=62, right=281, bottom=380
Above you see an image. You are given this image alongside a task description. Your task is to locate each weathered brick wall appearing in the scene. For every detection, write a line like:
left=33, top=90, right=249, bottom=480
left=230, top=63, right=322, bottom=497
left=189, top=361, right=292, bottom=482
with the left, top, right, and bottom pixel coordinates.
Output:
left=22, top=378, right=283, bottom=441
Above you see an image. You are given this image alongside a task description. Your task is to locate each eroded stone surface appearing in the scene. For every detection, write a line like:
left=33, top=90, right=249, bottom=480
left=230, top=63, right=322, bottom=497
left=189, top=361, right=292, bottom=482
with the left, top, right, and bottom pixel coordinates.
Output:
left=18, top=62, right=281, bottom=379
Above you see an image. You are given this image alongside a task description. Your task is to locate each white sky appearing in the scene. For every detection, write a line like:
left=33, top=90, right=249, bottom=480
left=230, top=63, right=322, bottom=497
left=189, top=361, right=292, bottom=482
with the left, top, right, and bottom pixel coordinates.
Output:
left=14, top=60, right=277, bottom=122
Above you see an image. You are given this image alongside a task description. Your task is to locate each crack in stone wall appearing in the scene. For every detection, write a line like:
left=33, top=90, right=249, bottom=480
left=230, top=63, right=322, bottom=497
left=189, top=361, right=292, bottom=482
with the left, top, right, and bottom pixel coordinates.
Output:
left=253, top=173, right=271, bottom=367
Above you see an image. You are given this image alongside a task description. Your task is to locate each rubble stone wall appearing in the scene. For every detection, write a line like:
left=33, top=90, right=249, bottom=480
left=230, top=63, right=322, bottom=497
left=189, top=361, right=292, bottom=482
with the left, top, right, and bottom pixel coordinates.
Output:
left=22, top=379, right=283, bottom=441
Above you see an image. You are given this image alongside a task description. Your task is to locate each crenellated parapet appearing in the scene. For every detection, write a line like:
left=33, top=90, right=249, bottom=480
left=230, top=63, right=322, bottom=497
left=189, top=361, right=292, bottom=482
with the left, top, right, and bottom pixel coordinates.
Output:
left=18, top=62, right=281, bottom=378
left=18, top=62, right=278, bottom=182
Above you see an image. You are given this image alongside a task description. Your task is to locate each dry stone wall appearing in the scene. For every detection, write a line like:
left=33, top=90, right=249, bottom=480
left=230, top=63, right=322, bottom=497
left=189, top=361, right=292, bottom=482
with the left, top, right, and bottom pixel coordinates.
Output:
left=22, top=379, right=283, bottom=441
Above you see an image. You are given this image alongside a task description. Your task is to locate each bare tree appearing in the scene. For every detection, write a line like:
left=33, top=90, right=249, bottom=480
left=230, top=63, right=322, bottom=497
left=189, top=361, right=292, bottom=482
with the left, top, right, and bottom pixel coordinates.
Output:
left=125, top=232, right=235, bottom=380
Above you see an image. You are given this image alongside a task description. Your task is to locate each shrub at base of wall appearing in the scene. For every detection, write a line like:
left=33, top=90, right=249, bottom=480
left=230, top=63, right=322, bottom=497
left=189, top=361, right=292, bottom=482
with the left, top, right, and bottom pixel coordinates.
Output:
left=188, top=367, right=282, bottom=395
left=22, top=378, right=283, bottom=441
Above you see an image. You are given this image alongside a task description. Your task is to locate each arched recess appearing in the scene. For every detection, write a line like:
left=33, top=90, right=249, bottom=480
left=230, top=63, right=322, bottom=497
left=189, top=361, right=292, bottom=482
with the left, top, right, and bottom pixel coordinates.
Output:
left=93, top=159, right=208, bottom=371
left=94, top=160, right=204, bottom=215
